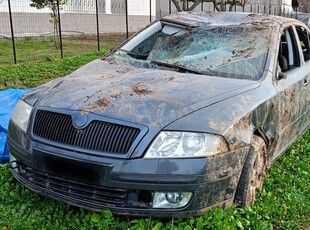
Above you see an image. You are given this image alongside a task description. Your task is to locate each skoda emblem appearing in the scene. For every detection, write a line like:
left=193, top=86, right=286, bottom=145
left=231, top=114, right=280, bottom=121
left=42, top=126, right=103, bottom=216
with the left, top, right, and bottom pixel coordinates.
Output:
left=73, top=113, right=88, bottom=128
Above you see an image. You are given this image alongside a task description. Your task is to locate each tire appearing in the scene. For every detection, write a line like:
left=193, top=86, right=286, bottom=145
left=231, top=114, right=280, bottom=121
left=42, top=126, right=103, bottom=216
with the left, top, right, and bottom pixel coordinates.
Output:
left=234, top=135, right=267, bottom=207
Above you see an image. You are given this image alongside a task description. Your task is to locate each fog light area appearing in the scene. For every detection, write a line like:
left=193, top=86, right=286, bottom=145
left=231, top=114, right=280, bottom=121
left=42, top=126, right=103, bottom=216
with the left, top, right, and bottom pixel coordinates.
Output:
left=152, top=192, right=192, bottom=208
left=9, top=153, right=17, bottom=170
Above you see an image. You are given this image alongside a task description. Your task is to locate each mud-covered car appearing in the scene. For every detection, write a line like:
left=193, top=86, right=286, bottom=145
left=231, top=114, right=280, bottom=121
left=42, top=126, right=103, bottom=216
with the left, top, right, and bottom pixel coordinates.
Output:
left=8, top=12, right=310, bottom=217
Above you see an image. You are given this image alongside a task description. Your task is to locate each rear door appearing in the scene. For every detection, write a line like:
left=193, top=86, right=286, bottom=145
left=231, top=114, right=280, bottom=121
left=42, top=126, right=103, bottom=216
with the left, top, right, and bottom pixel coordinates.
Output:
left=294, top=25, right=310, bottom=131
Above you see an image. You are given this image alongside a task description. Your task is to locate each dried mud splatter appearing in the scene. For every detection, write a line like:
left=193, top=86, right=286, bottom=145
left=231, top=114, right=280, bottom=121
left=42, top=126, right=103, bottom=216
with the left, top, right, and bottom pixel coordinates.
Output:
left=111, top=92, right=123, bottom=98
left=95, top=97, right=110, bottom=107
left=131, top=84, right=152, bottom=96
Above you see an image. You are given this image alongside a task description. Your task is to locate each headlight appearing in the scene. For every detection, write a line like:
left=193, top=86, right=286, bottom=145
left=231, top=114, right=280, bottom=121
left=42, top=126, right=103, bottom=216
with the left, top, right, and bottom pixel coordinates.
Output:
left=11, top=100, right=32, bottom=133
left=144, top=131, right=228, bottom=158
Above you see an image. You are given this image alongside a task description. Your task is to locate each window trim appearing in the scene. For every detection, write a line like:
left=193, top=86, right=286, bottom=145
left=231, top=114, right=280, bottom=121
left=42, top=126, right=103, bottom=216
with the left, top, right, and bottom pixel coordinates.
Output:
left=294, top=25, right=310, bottom=63
left=279, top=26, right=300, bottom=71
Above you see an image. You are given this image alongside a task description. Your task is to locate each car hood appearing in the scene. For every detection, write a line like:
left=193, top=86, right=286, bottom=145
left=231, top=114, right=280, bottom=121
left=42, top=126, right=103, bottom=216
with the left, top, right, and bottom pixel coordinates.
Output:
left=25, top=59, right=260, bottom=128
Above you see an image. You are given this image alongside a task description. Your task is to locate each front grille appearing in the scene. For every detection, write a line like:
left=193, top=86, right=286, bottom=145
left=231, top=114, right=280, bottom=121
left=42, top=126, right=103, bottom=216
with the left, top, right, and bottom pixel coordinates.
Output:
left=20, top=166, right=129, bottom=207
left=33, top=110, right=140, bottom=155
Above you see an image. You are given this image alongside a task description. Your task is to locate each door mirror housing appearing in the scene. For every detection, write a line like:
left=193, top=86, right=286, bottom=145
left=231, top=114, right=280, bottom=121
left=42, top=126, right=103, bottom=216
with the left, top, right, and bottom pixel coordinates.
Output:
left=276, top=65, right=287, bottom=80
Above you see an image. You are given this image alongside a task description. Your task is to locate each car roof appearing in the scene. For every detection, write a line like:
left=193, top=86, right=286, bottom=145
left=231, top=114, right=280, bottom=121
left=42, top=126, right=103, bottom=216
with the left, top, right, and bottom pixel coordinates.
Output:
left=162, top=11, right=301, bottom=28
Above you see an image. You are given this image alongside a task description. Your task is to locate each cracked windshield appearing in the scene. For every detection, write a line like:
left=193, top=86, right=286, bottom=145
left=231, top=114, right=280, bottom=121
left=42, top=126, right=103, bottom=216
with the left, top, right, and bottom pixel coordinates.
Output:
left=112, top=23, right=271, bottom=80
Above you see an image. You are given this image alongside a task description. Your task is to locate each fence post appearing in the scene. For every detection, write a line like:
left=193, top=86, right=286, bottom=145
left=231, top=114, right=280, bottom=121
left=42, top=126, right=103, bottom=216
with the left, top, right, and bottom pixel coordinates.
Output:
left=150, top=0, right=152, bottom=23
left=125, top=0, right=129, bottom=39
left=56, top=0, right=63, bottom=58
left=95, top=0, right=100, bottom=51
left=7, top=0, right=17, bottom=64
left=201, top=0, right=203, bottom=11
left=257, top=5, right=260, bottom=13
left=169, top=0, right=171, bottom=14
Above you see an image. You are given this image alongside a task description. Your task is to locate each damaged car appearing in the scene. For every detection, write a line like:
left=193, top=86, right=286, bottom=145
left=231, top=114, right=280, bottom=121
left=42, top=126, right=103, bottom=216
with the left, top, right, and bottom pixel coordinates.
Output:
left=8, top=12, right=310, bottom=217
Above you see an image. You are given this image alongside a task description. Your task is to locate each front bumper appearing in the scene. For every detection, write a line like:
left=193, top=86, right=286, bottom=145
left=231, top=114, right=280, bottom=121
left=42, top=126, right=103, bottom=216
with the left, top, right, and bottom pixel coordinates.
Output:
left=8, top=134, right=248, bottom=218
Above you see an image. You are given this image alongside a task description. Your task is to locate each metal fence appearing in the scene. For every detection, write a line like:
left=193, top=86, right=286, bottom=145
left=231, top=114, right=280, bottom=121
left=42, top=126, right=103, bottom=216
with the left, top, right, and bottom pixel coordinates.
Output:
left=0, top=0, right=305, bottom=65
left=0, top=0, right=154, bottom=64
left=157, top=0, right=301, bottom=17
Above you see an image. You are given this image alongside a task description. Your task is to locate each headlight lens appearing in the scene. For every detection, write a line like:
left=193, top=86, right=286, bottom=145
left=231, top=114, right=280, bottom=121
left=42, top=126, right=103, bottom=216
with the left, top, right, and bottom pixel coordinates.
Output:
left=11, top=100, right=32, bottom=132
left=144, top=131, right=228, bottom=158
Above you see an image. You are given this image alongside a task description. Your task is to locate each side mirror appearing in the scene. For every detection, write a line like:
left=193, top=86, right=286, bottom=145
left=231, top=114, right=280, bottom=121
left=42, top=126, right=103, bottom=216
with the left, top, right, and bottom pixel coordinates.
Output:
left=277, top=72, right=287, bottom=80
left=276, top=65, right=287, bottom=80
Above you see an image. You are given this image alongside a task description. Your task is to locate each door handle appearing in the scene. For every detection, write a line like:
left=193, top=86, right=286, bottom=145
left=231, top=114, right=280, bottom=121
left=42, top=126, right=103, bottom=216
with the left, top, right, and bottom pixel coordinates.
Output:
left=304, top=78, right=309, bottom=86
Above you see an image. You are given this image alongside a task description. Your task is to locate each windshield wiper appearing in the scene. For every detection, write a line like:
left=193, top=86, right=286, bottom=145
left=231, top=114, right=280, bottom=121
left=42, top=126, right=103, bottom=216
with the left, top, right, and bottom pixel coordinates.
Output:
left=120, top=50, right=149, bottom=60
left=150, top=60, right=203, bottom=75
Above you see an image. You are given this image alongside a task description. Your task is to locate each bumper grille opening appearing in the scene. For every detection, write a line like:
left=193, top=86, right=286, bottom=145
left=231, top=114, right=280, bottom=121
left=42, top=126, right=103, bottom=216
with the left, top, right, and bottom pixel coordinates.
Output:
left=139, top=190, right=153, bottom=203
left=32, top=110, right=140, bottom=155
left=16, top=165, right=152, bottom=209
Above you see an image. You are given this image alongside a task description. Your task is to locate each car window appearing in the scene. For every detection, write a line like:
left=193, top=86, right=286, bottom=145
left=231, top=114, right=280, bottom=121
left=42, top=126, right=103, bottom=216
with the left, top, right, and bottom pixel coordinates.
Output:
left=121, top=22, right=190, bottom=60
left=147, top=27, right=270, bottom=80
left=113, top=23, right=271, bottom=81
left=295, top=26, right=310, bottom=62
left=278, top=27, right=300, bottom=72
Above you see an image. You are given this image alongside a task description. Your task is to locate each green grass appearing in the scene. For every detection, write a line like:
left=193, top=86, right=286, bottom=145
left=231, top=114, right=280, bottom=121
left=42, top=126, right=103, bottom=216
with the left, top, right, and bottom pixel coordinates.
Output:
left=0, top=51, right=107, bottom=90
left=0, top=50, right=309, bottom=229
left=0, top=131, right=309, bottom=229
left=0, top=36, right=118, bottom=65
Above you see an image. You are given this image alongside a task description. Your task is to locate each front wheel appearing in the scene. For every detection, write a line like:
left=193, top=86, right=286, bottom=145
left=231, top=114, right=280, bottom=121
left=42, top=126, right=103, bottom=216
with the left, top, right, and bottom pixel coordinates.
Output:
left=234, top=135, right=267, bottom=207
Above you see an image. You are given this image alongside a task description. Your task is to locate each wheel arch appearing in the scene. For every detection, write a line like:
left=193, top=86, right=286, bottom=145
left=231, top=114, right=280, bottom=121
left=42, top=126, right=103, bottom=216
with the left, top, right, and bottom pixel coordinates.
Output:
left=253, top=127, right=269, bottom=148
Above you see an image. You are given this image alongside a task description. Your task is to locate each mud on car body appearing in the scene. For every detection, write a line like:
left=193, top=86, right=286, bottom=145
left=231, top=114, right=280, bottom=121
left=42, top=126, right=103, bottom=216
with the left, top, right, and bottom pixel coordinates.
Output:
left=8, top=12, right=310, bottom=217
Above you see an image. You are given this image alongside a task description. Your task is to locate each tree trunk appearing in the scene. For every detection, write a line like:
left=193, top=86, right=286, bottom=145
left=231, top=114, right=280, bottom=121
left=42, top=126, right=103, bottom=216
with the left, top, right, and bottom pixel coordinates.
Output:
left=188, top=0, right=202, bottom=11
left=51, top=5, right=60, bottom=49
left=171, top=0, right=183, bottom=12
left=183, top=0, right=187, bottom=11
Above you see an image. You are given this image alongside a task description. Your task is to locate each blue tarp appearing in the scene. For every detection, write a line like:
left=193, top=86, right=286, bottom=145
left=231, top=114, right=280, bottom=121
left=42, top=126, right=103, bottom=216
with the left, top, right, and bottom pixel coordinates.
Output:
left=0, top=88, right=30, bottom=163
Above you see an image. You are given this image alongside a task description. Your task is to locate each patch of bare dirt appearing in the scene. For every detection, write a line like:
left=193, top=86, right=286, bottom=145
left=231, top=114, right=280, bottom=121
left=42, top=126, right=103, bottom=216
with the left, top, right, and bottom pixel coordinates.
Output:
left=1, top=79, right=25, bottom=89
left=62, top=33, right=134, bottom=43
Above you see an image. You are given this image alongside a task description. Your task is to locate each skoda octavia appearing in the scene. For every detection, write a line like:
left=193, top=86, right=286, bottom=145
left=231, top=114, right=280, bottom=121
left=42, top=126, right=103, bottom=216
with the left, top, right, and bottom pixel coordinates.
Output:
left=8, top=12, right=310, bottom=217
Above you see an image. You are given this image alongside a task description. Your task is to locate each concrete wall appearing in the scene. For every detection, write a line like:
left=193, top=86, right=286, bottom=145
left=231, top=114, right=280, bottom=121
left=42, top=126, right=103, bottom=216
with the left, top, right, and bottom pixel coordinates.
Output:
left=156, top=1, right=216, bottom=18
left=0, top=0, right=154, bottom=38
left=156, top=0, right=294, bottom=18
left=0, top=12, right=151, bottom=37
left=0, top=0, right=295, bottom=38
left=0, top=0, right=155, bottom=15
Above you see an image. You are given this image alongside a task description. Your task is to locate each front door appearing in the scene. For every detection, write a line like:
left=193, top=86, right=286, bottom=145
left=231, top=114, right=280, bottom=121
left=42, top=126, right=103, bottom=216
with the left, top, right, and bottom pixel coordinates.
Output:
left=272, top=26, right=307, bottom=160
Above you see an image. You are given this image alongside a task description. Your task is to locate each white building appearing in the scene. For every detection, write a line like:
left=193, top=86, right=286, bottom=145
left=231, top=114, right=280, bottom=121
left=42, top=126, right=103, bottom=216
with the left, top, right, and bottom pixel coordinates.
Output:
left=0, top=0, right=156, bottom=16
left=0, top=0, right=294, bottom=17
left=157, top=0, right=294, bottom=17
left=0, top=0, right=295, bottom=37
left=0, top=0, right=155, bottom=37
left=0, top=0, right=50, bottom=13
left=248, top=0, right=293, bottom=13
